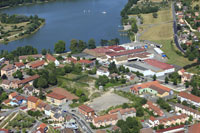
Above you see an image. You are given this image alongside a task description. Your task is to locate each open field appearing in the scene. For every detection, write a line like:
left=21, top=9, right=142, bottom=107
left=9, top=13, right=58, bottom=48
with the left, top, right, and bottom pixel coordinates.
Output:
left=187, top=65, right=200, bottom=74
left=153, top=40, right=194, bottom=67
left=88, top=92, right=130, bottom=113
left=140, top=22, right=173, bottom=40
left=141, top=9, right=173, bottom=25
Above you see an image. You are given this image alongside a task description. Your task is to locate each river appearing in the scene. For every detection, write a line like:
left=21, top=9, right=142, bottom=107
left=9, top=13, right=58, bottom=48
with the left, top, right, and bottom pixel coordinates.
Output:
left=0, top=0, right=130, bottom=52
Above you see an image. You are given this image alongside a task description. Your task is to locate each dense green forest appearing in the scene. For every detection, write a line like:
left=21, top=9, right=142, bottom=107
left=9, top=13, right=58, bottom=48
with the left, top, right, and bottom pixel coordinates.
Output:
left=0, top=0, right=52, bottom=8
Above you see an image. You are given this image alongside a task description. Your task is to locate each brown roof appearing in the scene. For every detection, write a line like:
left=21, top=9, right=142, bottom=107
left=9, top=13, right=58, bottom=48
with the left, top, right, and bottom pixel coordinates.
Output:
left=2, top=80, right=11, bottom=85
left=15, top=62, right=25, bottom=68
left=188, top=123, right=200, bottom=133
left=46, top=92, right=66, bottom=100
left=39, top=123, right=47, bottom=129
left=19, top=74, right=40, bottom=85
left=119, top=107, right=136, bottom=115
left=19, top=54, right=42, bottom=60
left=79, top=105, right=94, bottom=113
left=158, top=114, right=188, bottom=123
left=46, top=54, right=56, bottom=62
left=93, top=114, right=118, bottom=123
left=1, top=64, right=15, bottom=71
left=179, top=92, right=200, bottom=103
left=140, top=128, right=154, bottom=133
left=146, top=101, right=163, bottom=116
left=37, top=101, right=48, bottom=109
left=27, top=96, right=39, bottom=103
left=9, top=92, right=18, bottom=98
left=109, top=108, right=122, bottom=114
left=51, top=88, right=79, bottom=100
left=15, top=95, right=26, bottom=101
left=3, top=99, right=10, bottom=104
left=29, top=60, right=45, bottom=68
left=175, top=103, right=200, bottom=115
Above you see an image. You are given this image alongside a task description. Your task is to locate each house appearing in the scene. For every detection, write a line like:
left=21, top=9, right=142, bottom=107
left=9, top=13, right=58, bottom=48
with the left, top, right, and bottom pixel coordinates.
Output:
left=44, top=104, right=52, bottom=116
left=156, top=125, right=185, bottom=133
left=148, top=114, right=188, bottom=127
left=109, top=107, right=136, bottom=120
left=1, top=80, right=11, bottom=89
left=46, top=54, right=60, bottom=66
left=92, top=114, right=118, bottom=127
left=37, top=101, right=48, bottom=111
left=9, top=92, right=18, bottom=99
left=23, top=85, right=40, bottom=96
left=178, top=69, right=193, bottom=83
left=140, top=128, right=154, bottom=133
left=188, top=123, right=200, bottom=133
left=78, top=105, right=95, bottom=118
left=174, top=103, right=200, bottom=120
left=46, top=92, right=66, bottom=106
left=1, top=64, right=16, bottom=77
left=14, top=95, right=26, bottom=105
left=19, top=54, right=43, bottom=62
left=96, top=66, right=110, bottom=76
left=178, top=92, right=200, bottom=107
left=143, top=101, right=164, bottom=116
left=15, top=62, right=25, bottom=70
left=18, top=74, right=40, bottom=87
left=130, top=81, right=173, bottom=98
left=53, top=112, right=65, bottom=122
left=51, top=88, right=79, bottom=101
left=0, top=129, right=10, bottom=133
left=26, top=60, right=45, bottom=69
left=2, top=99, right=11, bottom=106
left=125, top=72, right=135, bottom=81
left=36, top=123, right=48, bottom=133
left=27, top=96, right=40, bottom=109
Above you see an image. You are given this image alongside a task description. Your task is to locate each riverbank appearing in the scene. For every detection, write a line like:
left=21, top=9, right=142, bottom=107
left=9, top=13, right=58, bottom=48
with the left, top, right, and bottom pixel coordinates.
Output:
left=0, top=21, right=45, bottom=44
left=0, top=0, right=56, bottom=10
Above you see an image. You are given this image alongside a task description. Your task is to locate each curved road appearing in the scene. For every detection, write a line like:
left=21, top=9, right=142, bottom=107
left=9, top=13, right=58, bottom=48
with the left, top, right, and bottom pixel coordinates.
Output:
left=172, top=2, right=185, bottom=53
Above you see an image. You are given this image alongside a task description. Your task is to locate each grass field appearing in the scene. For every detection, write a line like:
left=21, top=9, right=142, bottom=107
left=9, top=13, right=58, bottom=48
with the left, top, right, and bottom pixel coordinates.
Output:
left=141, top=9, right=173, bottom=25
left=153, top=40, right=193, bottom=66
left=140, top=22, right=173, bottom=40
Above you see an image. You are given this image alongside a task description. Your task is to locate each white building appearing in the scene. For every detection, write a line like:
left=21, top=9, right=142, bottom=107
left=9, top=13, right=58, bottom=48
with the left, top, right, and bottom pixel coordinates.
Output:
left=96, top=66, right=110, bottom=76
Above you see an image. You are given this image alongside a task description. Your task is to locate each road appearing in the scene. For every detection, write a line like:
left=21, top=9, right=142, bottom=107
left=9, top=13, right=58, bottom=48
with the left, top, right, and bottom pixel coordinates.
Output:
left=0, top=107, right=20, bottom=117
left=29, top=120, right=41, bottom=133
left=171, top=2, right=185, bottom=53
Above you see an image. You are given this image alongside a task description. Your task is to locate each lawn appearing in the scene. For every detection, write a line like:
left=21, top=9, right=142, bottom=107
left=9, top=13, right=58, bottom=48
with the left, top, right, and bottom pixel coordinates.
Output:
left=187, top=65, right=200, bottom=74
left=140, top=22, right=173, bottom=40
left=154, top=40, right=193, bottom=67
left=141, top=9, right=172, bottom=25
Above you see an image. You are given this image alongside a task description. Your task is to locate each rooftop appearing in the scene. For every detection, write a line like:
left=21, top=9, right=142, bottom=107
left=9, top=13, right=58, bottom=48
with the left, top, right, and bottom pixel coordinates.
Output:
left=46, top=54, right=56, bottom=62
left=144, top=59, right=174, bottom=70
left=93, top=113, right=118, bottom=123
left=1, top=64, right=15, bottom=71
left=29, top=60, right=45, bottom=68
left=19, top=54, right=42, bottom=60
left=51, top=88, right=79, bottom=100
left=179, top=92, right=200, bottom=103
left=46, top=92, right=66, bottom=100
left=19, top=74, right=40, bottom=85
left=27, top=96, right=39, bottom=103
left=188, top=123, right=200, bottom=133
left=79, top=105, right=94, bottom=113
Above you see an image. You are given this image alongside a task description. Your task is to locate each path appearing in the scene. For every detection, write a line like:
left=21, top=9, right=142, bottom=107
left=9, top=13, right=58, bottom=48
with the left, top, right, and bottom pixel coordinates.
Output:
left=2, top=111, right=18, bottom=129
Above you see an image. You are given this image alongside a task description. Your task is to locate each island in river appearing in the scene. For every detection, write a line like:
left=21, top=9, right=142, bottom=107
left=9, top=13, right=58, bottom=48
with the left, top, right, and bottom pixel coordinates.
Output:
left=0, top=13, right=45, bottom=44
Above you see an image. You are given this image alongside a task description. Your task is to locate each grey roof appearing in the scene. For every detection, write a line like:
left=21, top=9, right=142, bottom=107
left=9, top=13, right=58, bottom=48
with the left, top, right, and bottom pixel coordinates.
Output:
left=125, top=63, right=148, bottom=71
left=45, top=104, right=52, bottom=111
left=72, top=52, right=95, bottom=59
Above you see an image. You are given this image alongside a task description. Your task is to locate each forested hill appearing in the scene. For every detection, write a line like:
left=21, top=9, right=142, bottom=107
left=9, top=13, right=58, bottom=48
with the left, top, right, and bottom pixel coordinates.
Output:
left=0, top=0, right=52, bottom=8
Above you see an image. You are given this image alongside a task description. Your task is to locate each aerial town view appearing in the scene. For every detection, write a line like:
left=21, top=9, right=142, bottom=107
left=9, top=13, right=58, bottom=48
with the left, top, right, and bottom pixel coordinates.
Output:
left=0, top=0, right=200, bottom=133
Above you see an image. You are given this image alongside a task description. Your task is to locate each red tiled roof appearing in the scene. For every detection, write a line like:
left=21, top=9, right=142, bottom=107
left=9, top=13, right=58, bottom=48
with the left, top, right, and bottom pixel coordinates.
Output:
left=109, top=108, right=122, bottom=114
left=130, top=81, right=171, bottom=93
left=19, top=54, right=42, bottom=60
left=15, top=62, right=25, bottom=68
left=39, top=123, right=47, bottom=129
left=145, top=101, right=163, bottom=116
left=179, top=92, right=200, bottom=103
left=93, top=114, right=118, bottom=123
left=30, top=60, right=45, bottom=68
left=106, top=45, right=125, bottom=51
left=15, top=95, right=26, bottom=101
left=3, top=99, right=10, bottom=104
left=1, top=64, right=15, bottom=71
left=158, top=114, right=188, bottom=124
left=77, top=59, right=93, bottom=64
left=156, top=125, right=185, bottom=133
left=51, top=88, right=79, bottom=100
left=79, top=105, right=94, bottom=113
left=46, top=92, right=66, bottom=100
left=19, top=74, right=40, bottom=85
left=106, top=48, right=146, bottom=57
left=27, top=96, right=39, bottom=103
left=188, top=123, right=200, bottom=133
left=9, top=92, right=18, bottom=98
left=46, top=54, right=56, bottom=62
left=144, top=59, right=174, bottom=70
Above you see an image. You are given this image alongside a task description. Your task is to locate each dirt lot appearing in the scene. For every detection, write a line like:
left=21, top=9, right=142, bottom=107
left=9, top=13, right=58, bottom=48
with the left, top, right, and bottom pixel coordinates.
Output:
left=88, top=91, right=130, bottom=113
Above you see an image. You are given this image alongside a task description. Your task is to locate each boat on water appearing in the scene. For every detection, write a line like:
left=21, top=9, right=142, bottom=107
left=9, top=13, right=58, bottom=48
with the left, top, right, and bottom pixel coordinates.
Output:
left=102, top=11, right=107, bottom=14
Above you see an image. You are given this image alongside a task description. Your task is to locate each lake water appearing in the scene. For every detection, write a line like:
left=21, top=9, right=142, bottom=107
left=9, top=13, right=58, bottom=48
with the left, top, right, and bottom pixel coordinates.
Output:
left=0, top=0, right=130, bottom=52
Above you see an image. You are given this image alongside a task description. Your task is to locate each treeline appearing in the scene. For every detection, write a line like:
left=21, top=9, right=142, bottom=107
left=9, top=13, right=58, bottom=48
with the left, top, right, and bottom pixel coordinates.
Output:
left=0, top=45, right=38, bottom=61
left=0, top=0, right=50, bottom=8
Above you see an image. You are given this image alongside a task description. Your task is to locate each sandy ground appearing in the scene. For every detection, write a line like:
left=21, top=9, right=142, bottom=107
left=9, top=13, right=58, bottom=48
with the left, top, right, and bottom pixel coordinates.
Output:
left=88, top=91, right=130, bottom=112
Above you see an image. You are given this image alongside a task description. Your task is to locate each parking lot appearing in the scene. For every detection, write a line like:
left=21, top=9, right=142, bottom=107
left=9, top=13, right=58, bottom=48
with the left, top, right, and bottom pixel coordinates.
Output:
left=88, top=92, right=130, bottom=113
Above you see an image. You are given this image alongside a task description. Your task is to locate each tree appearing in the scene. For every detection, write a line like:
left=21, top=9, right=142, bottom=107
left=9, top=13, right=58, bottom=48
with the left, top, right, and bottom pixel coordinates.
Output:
left=12, top=70, right=23, bottom=80
left=37, top=77, right=48, bottom=88
left=88, top=38, right=96, bottom=49
left=54, top=40, right=66, bottom=53
left=48, top=73, right=57, bottom=85
left=39, top=88, right=45, bottom=100
left=136, top=107, right=144, bottom=117
left=165, top=77, right=169, bottom=84
left=108, top=62, right=118, bottom=74
left=153, top=12, right=158, bottom=18
left=41, top=49, right=47, bottom=55
left=153, top=74, right=157, bottom=81
left=122, top=103, right=129, bottom=109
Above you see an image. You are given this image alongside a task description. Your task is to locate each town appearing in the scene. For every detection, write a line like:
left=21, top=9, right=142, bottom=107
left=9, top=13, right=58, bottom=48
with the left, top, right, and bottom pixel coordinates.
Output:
left=0, top=0, right=200, bottom=133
